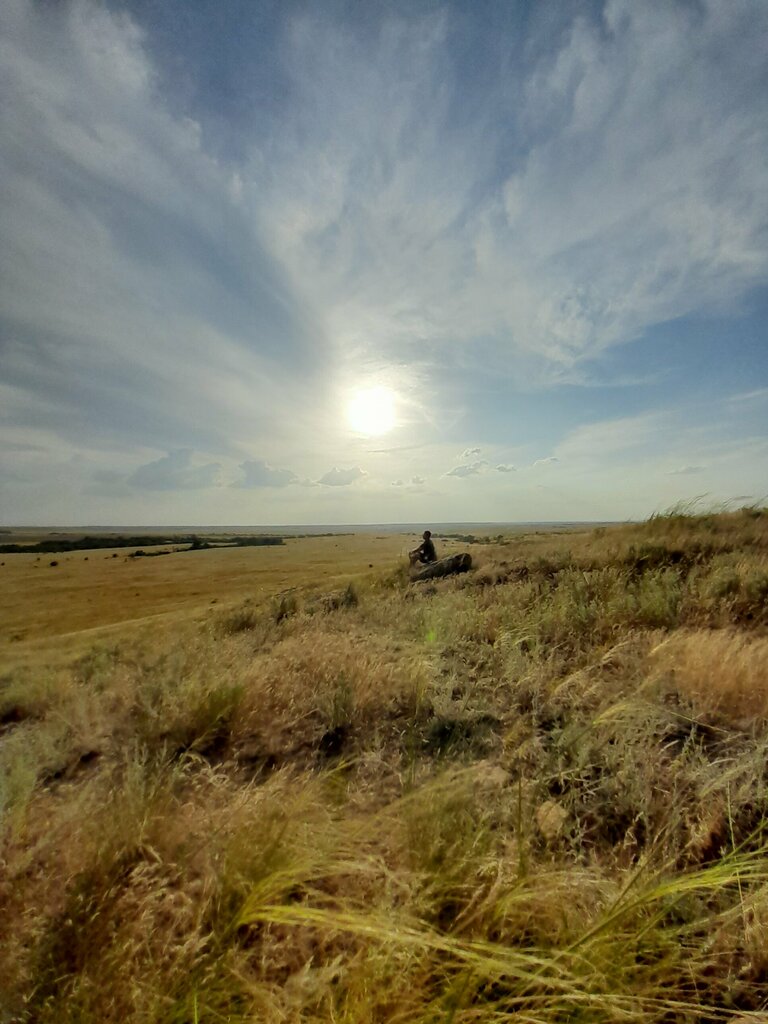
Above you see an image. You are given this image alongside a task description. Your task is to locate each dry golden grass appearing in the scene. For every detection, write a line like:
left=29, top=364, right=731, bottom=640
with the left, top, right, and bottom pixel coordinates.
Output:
left=650, top=630, right=768, bottom=726
left=2, top=507, right=768, bottom=1022
left=0, top=533, right=452, bottom=668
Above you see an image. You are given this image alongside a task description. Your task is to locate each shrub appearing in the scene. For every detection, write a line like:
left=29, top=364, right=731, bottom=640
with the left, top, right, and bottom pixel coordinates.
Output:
left=214, top=602, right=261, bottom=636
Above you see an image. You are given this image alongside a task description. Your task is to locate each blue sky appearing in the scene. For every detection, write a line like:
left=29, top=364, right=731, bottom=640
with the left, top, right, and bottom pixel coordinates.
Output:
left=1, top=0, right=766, bottom=525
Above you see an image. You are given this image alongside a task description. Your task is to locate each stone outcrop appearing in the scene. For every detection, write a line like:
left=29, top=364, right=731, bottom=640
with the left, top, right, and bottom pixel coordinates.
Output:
left=411, top=552, right=472, bottom=582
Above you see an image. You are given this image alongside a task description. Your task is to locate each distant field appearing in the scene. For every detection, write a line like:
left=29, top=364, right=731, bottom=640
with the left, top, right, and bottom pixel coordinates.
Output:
left=0, top=527, right=596, bottom=665
left=0, top=530, right=475, bottom=666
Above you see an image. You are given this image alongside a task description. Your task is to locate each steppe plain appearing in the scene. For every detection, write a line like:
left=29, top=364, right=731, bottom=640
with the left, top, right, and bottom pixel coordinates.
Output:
left=2, top=509, right=768, bottom=1022
left=0, top=531, right=423, bottom=668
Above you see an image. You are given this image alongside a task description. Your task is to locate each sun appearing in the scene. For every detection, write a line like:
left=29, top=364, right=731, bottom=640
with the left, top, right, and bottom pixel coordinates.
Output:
left=346, top=386, right=396, bottom=436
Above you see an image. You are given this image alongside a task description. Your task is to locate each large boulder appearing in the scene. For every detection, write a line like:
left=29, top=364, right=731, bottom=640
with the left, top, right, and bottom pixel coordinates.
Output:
left=411, top=552, right=472, bottom=582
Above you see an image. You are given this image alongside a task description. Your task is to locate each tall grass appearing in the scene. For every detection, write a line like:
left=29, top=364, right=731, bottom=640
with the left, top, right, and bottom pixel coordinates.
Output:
left=2, top=507, right=768, bottom=1021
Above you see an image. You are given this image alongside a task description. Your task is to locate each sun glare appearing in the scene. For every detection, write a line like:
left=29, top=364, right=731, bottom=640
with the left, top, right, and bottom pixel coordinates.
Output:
left=346, top=386, right=396, bottom=436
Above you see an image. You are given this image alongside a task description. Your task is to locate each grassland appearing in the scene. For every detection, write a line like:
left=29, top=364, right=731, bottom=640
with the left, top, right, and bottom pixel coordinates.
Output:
left=2, top=508, right=768, bottom=1022
left=0, top=533, right=445, bottom=668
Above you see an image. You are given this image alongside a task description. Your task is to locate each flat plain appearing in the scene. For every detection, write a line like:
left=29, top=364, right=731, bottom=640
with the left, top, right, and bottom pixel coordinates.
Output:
left=0, top=532, right=450, bottom=668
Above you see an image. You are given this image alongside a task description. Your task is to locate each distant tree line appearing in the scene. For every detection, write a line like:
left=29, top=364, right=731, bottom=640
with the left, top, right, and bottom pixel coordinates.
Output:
left=230, top=536, right=284, bottom=547
left=0, top=534, right=286, bottom=554
left=435, top=533, right=506, bottom=545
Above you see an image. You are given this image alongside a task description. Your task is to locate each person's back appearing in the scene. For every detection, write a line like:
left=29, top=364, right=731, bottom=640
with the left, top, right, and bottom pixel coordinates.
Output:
left=409, top=529, right=437, bottom=566
left=421, top=532, right=436, bottom=562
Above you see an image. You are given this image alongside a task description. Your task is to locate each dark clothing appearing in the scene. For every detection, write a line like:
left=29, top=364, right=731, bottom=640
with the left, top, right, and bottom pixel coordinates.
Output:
left=415, top=537, right=436, bottom=563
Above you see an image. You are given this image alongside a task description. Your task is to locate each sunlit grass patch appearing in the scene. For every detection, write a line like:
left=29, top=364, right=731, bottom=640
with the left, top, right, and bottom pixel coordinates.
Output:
left=650, top=629, right=768, bottom=726
left=232, top=628, right=435, bottom=767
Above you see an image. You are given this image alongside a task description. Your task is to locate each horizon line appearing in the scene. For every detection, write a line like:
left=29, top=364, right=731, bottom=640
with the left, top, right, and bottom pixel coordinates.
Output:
left=2, top=519, right=623, bottom=531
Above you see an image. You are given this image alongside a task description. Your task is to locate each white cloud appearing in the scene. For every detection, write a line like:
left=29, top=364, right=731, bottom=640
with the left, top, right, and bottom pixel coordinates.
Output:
left=234, top=459, right=298, bottom=488
left=446, top=461, right=486, bottom=478
left=391, top=479, right=404, bottom=486
left=666, top=465, right=705, bottom=476
left=3, top=0, right=768, bottom=525
left=496, top=464, right=515, bottom=473
left=318, top=466, right=366, bottom=487
left=128, top=449, right=220, bottom=491
left=411, top=475, right=426, bottom=485
left=254, top=1, right=768, bottom=379
left=556, top=413, right=670, bottom=460
left=532, top=457, right=559, bottom=468
left=495, top=0, right=768, bottom=361
left=0, top=0, right=320, bottom=460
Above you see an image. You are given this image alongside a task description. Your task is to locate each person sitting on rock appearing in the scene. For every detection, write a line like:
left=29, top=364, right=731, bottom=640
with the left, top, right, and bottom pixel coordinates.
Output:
left=409, top=529, right=437, bottom=566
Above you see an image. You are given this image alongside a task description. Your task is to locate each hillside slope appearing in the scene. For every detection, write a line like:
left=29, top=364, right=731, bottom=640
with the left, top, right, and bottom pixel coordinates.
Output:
left=2, top=508, right=768, bottom=1022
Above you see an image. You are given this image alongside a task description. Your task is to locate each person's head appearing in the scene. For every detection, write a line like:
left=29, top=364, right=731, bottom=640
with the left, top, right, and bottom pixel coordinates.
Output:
left=423, top=530, right=431, bottom=539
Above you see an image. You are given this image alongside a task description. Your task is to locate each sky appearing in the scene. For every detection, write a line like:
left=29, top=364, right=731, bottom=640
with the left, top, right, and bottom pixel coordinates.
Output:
left=1, top=0, right=767, bottom=526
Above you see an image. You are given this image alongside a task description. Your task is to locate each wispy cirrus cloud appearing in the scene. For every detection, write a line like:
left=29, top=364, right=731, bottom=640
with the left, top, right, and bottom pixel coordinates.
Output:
left=0, top=0, right=321, bottom=462
left=255, top=0, right=768, bottom=381
left=666, top=465, right=706, bottom=476
left=555, top=413, right=671, bottom=461
left=726, top=388, right=768, bottom=404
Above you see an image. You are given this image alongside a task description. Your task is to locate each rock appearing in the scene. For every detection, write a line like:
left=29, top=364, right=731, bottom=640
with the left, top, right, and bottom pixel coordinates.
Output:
left=411, top=552, right=472, bottom=582
left=471, top=761, right=510, bottom=790
left=535, top=800, right=568, bottom=840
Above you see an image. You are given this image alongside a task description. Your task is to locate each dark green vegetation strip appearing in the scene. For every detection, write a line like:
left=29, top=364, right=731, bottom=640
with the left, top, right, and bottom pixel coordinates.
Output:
left=0, top=534, right=285, bottom=554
